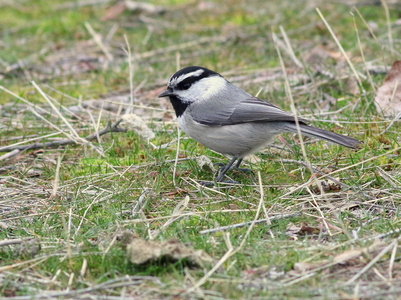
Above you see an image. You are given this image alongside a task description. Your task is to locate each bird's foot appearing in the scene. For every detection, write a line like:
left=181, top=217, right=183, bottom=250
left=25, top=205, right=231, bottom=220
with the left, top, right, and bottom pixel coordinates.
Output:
left=199, top=180, right=241, bottom=187
left=233, top=167, right=254, bottom=175
left=214, top=163, right=253, bottom=175
left=214, top=162, right=226, bottom=169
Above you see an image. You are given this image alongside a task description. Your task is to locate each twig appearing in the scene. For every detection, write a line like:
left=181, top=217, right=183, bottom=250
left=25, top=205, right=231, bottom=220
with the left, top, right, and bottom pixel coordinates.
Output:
left=316, top=8, right=363, bottom=88
left=381, top=0, right=393, bottom=51
left=55, top=0, right=112, bottom=9
left=73, top=192, right=108, bottom=239
left=84, top=22, right=113, bottom=61
left=388, top=240, right=398, bottom=280
left=274, top=30, right=332, bottom=234
left=32, top=81, right=84, bottom=141
left=0, top=238, right=34, bottom=247
left=281, top=159, right=350, bottom=189
left=0, top=85, right=50, bottom=115
left=0, top=149, right=20, bottom=161
left=150, top=196, right=193, bottom=240
left=0, top=132, right=67, bottom=152
left=353, top=7, right=378, bottom=43
left=0, top=120, right=127, bottom=152
left=351, top=11, right=376, bottom=94
left=376, top=166, right=401, bottom=188
left=380, top=111, right=401, bottom=135
left=361, top=227, right=401, bottom=242
left=123, top=34, right=134, bottom=115
left=199, top=212, right=300, bottom=234
left=272, top=32, right=315, bottom=180
left=346, top=240, right=397, bottom=285
left=279, top=26, right=303, bottom=68
left=131, top=188, right=151, bottom=219
left=277, top=145, right=401, bottom=201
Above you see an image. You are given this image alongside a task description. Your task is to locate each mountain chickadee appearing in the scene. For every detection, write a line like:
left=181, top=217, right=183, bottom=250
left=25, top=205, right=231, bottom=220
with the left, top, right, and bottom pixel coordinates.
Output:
left=159, top=66, right=361, bottom=183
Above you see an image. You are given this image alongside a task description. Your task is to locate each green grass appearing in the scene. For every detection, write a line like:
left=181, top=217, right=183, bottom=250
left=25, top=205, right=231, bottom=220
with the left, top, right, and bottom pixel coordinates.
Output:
left=1, top=0, right=401, bottom=298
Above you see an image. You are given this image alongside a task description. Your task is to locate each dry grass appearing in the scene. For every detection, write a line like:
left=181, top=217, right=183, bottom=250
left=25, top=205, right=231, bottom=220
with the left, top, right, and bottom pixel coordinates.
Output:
left=1, top=0, right=401, bottom=298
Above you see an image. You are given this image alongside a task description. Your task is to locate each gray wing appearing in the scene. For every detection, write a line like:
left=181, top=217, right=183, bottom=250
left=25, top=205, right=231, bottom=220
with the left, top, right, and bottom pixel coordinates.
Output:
left=191, top=97, right=309, bottom=126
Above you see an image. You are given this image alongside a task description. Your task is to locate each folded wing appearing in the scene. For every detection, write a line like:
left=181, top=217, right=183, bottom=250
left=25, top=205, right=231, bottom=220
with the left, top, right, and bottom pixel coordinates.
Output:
left=191, top=97, right=309, bottom=126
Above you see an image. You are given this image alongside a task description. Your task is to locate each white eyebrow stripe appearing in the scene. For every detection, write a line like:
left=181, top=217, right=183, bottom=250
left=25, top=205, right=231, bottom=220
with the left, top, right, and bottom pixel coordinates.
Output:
left=169, top=69, right=204, bottom=86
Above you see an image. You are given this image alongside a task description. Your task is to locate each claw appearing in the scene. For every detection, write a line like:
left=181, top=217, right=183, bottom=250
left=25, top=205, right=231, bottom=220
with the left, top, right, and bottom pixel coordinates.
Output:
left=199, top=181, right=214, bottom=187
left=199, top=180, right=240, bottom=187
left=233, top=167, right=254, bottom=175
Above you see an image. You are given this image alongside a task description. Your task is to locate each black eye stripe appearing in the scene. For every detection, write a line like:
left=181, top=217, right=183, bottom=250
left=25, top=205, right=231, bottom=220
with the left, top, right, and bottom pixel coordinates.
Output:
left=169, top=66, right=222, bottom=90
left=176, top=77, right=197, bottom=90
left=175, top=72, right=220, bottom=90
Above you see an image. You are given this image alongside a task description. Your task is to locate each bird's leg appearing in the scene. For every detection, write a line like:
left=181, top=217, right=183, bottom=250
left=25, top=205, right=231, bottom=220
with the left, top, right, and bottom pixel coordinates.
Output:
left=214, top=158, right=243, bottom=170
left=214, top=158, right=253, bottom=175
left=200, top=157, right=252, bottom=186
left=232, top=158, right=254, bottom=174
left=214, top=158, right=239, bottom=171
left=215, top=157, right=238, bottom=182
left=234, top=158, right=243, bottom=169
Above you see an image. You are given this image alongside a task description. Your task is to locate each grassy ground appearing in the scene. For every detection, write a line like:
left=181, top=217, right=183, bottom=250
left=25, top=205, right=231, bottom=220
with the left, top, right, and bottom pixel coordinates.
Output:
left=1, top=0, right=401, bottom=298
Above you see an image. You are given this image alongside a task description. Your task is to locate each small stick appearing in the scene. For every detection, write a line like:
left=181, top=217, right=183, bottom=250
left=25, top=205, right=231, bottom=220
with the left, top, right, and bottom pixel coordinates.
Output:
left=123, top=34, right=134, bottom=115
left=388, top=240, right=398, bottom=280
left=131, top=188, right=151, bottom=219
left=199, top=212, right=300, bottom=234
left=381, top=0, right=393, bottom=51
left=346, top=240, right=397, bottom=285
left=279, top=26, right=303, bottom=68
left=316, top=8, right=363, bottom=87
left=281, top=159, right=350, bottom=189
left=84, top=22, right=113, bottom=61
left=0, top=238, right=34, bottom=247
left=0, top=149, right=20, bottom=161
left=0, top=120, right=126, bottom=152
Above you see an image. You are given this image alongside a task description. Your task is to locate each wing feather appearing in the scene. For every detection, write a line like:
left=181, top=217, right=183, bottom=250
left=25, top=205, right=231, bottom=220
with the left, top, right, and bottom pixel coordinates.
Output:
left=190, top=97, right=308, bottom=125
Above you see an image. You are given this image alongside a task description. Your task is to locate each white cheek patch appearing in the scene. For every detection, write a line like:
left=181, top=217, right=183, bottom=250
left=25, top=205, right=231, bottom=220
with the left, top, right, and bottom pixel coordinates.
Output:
left=178, top=76, right=226, bottom=102
left=177, top=76, right=226, bottom=102
left=201, top=76, right=226, bottom=99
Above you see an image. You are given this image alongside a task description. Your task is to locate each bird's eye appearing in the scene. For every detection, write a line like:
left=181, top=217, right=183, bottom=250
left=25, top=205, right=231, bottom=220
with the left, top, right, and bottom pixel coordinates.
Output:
left=181, top=82, right=192, bottom=90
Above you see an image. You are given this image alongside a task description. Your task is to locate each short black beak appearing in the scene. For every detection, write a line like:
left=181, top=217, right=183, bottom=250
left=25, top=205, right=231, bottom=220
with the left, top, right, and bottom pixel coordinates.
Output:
left=159, top=88, right=174, bottom=98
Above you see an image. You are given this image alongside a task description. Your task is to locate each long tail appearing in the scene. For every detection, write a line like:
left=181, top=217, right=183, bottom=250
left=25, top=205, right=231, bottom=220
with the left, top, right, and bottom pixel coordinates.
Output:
left=284, top=123, right=362, bottom=149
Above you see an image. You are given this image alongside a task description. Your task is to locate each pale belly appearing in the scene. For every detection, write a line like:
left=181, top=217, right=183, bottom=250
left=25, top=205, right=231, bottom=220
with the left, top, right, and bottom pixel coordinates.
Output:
left=178, top=115, right=285, bottom=157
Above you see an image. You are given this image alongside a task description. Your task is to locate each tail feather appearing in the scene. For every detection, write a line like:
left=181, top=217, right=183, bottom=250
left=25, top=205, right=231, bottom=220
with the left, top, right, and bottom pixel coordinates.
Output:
left=286, top=123, right=362, bottom=149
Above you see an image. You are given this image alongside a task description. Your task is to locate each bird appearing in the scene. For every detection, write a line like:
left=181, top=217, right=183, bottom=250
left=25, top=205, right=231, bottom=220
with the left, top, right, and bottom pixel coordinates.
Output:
left=159, top=66, right=361, bottom=184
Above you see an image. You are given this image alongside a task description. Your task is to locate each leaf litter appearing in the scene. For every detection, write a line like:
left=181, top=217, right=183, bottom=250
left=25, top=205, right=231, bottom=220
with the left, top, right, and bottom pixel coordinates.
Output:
left=375, top=61, right=401, bottom=115
left=1, top=1, right=401, bottom=298
left=121, top=231, right=213, bottom=267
